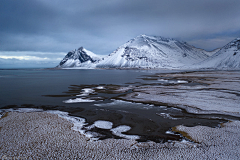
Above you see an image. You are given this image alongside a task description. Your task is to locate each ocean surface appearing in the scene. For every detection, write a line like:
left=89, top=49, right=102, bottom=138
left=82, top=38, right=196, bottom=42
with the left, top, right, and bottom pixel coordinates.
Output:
left=0, top=68, right=236, bottom=142
left=0, top=69, right=154, bottom=106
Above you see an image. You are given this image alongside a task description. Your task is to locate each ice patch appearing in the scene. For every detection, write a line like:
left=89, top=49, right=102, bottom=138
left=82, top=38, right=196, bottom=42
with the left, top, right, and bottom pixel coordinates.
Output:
left=165, top=131, right=176, bottom=135
left=171, top=107, right=182, bottom=111
left=94, top=100, right=132, bottom=107
left=94, top=100, right=152, bottom=110
left=158, top=79, right=188, bottom=84
left=63, top=98, right=95, bottom=103
left=111, top=125, right=140, bottom=140
left=156, top=113, right=180, bottom=120
left=96, top=86, right=105, bottom=89
left=181, top=139, right=190, bottom=143
left=159, top=106, right=167, bottom=109
left=177, top=80, right=188, bottom=83
left=93, top=120, right=113, bottom=129
left=77, top=93, right=89, bottom=96
left=82, top=88, right=94, bottom=93
left=158, top=79, right=169, bottom=83
left=77, top=88, right=95, bottom=96
left=84, top=131, right=103, bottom=141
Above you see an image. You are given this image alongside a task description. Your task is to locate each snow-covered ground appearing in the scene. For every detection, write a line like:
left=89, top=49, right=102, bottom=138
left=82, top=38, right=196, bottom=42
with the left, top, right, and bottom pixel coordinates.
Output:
left=120, top=71, right=240, bottom=117
left=1, top=111, right=239, bottom=159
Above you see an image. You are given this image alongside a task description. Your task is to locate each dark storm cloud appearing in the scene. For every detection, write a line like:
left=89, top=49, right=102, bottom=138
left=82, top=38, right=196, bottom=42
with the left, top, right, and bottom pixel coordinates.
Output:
left=1, top=0, right=240, bottom=56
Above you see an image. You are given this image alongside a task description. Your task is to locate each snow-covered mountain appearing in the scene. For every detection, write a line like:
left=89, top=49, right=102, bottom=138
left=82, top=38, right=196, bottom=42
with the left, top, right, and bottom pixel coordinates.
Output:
left=197, top=38, right=240, bottom=69
left=57, top=35, right=239, bottom=70
left=57, top=47, right=103, bottom=68
left=96, top=35, right=212, bottom=69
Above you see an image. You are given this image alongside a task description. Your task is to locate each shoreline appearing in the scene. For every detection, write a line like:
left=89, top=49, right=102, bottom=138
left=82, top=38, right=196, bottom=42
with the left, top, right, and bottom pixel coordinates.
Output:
left=1, top=111, right=240, bottom=159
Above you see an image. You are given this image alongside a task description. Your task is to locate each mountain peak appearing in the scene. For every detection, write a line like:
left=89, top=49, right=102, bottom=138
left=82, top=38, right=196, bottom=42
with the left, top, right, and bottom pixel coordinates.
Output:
left=135, top=34, right=177, bottom=43
left=197, top=37, right=240, bottom=69
left=139, top=34, right=147, bottom=37
left=78, top=46, right=84, bottom=51
left=57, top=47, right=102, bottom=68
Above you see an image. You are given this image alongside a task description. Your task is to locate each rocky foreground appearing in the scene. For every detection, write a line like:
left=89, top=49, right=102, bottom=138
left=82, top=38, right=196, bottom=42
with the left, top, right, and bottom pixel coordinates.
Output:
left=0, top=111, right=239, bottom=159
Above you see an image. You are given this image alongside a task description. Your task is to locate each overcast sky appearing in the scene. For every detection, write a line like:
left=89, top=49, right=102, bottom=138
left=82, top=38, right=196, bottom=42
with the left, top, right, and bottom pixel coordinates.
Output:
left=1, top=0, right=240, bottom=68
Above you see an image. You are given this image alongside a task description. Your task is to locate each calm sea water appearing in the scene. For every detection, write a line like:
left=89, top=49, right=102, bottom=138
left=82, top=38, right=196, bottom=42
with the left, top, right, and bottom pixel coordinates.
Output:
left=0, top=68, right=233, bottom=142
left=0, top=69, right=155, bottom=107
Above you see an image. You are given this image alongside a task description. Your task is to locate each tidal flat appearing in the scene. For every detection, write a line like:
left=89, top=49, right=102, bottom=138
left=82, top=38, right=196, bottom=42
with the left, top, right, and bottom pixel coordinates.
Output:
left=0, top=69, right=240, bottom=159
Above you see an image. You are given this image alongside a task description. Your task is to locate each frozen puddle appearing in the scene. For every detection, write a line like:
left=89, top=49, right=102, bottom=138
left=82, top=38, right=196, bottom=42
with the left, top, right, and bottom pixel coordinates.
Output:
left=63, top=98, right=95, bottom=103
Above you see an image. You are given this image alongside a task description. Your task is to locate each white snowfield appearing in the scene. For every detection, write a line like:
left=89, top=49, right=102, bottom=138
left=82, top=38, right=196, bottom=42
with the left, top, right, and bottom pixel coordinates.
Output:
left=56, top=35, right=240, bottom=70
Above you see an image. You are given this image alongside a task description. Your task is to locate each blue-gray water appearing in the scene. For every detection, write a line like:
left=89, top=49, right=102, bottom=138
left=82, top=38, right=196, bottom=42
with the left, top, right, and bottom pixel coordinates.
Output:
left=0, top=69, right=154, bottom=107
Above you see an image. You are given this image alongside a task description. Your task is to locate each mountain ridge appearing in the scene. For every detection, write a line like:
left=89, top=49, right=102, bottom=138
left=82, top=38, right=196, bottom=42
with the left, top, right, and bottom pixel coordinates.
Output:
left=196, top=38, right=240, bottom=69
left=96, top=34, right=212, bottom=69
left=56, top=35, right=239, bottom=69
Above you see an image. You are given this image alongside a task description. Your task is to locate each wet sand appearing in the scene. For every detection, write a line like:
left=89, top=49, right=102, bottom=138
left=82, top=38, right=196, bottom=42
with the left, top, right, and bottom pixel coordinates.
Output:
left=1, top=111, right=239, bottom=159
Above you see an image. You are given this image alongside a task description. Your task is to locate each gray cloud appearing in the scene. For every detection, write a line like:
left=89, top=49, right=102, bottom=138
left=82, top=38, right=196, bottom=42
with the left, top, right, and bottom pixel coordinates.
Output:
left=0, top=57, right=59, bottom=68
left=1, top=0, right=240, bottom=58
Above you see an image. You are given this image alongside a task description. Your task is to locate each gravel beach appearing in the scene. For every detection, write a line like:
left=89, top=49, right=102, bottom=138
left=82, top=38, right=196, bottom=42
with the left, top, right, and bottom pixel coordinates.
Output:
left=1, top=111, right=239, bottom=159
